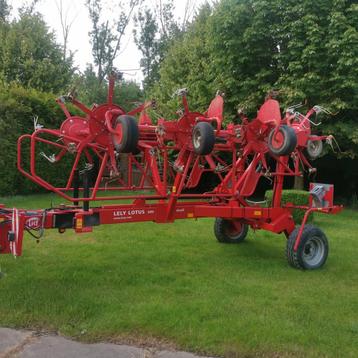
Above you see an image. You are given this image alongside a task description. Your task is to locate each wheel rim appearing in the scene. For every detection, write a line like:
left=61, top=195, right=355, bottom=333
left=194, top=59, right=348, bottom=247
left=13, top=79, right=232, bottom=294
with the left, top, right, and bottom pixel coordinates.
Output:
left=271, top=130, right=285, bottom=149
left=224, top=220, right=243, bottom=239
left=193, top=129, right=201, bottom=149
left=302, top=236, right=325, bottom=266
left=113, top=123, right=123, bottom=146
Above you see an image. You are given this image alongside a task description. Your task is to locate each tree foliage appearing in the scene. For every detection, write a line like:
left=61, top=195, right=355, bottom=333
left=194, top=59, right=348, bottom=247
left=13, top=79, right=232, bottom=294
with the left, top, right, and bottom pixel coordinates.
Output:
left=149, top=3, right=214, bottom=115
left=134, top=8, right=160, bottom=89
left=133, top=0, right=194, bottom=91
left=86, top=0, right=142, bottom=85
left=54, top=0, right=77, bottom=61
left=0, top=5, right=73, bottom=93
left=0, top=83, right=71, bottom=195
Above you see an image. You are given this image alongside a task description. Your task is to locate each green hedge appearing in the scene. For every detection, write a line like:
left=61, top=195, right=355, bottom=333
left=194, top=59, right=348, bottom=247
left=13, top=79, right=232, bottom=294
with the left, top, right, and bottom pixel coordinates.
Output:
left=265, top=189, right=313, bottom=224
left=0, top=83, right=75, bottom=196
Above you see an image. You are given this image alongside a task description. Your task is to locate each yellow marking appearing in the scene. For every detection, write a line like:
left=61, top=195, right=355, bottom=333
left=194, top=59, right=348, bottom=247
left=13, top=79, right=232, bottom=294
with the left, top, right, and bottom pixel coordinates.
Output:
left=254, top=210, right=262, bottom=216
left=76, top=218, right=83, bottom=229
left=172, top=186, right=176, bottom=193
left=187, top=213, right=194, bottom=218
left=0, top=218, right=4, bottom=223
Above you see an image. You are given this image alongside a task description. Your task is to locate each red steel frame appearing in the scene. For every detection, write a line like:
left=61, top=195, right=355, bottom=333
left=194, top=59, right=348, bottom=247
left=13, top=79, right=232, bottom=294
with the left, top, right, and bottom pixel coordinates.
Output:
left=0, top=77, right=342, bottom=258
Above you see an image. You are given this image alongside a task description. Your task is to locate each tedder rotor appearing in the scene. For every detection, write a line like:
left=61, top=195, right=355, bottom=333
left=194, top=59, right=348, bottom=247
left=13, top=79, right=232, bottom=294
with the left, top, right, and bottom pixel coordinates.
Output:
left=0, top=76, right=342, bottom=269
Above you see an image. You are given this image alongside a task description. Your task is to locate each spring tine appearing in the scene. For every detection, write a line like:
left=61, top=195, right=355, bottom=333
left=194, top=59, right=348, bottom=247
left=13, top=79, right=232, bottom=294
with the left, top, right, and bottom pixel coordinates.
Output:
left=40, top=152, right=56, bottom=163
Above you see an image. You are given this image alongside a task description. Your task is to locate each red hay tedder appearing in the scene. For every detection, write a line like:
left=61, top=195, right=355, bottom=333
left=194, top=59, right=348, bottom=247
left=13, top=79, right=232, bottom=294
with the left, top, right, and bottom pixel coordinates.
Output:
left=0, top=76, right=342, bottom=269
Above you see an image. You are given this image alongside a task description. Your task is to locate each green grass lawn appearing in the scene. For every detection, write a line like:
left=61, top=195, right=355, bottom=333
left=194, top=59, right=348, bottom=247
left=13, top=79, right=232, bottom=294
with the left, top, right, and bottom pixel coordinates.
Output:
left=0, top=194, right=357, bottom=357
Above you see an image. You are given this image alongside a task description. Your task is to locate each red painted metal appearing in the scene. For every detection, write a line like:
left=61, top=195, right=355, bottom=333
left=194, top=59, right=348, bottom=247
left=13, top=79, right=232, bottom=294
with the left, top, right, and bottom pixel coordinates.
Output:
left=0, top=77, right=342, bottom=258
left=257, top=99, right=281, bottom=126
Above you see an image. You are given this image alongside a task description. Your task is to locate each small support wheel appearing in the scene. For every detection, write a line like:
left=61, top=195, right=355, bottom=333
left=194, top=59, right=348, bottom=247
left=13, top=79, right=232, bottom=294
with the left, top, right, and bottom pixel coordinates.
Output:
left=268, top=125, right=297, bottom=156
left=286, top=225, right=329, bottom=270
left=306, top=139, right=323, bottom=160
left=214, top=218, right=249, bottom=244
left=112, top=115, right=139, bottom=153
left=192, top=122, right=215, bottom=155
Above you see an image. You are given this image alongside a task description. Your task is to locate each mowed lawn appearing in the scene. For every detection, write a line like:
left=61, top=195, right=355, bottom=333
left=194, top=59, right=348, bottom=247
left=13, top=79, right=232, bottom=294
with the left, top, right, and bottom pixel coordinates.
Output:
left=0, top=194, right=357, bottom=357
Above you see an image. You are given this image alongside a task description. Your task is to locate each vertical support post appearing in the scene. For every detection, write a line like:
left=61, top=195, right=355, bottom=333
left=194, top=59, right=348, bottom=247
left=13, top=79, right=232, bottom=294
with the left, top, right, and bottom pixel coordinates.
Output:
left=83, top=170, right=90, bottom=211
left=273, top=156, right=288, bottom=207
left=166, top=151, right=193, bottom=221
left=231, top=145, right=237, bottom=195
left=163, top=149, right=168, bottom=191
left=182, top=95, right=189, bottom=114
left=128, top=155, right=132, bottom=187
left=73, top=169, right=80, bottom=206
left=108, top=75, right=115, bottom=105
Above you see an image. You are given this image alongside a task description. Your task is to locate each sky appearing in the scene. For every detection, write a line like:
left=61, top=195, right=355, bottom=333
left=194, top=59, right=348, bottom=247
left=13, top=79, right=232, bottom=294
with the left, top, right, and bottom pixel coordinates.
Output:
left=10, top=0, right=206, bottom=84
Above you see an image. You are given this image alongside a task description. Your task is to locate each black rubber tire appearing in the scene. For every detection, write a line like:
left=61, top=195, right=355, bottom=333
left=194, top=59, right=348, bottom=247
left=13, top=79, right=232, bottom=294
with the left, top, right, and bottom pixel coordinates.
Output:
left=306, top=139, right=323, bottom=160
left=192, top=122, right=215, bottom=155
left=112, top=115, right=139, bottom=153
left=214, top=218, right=249, bottom=244
left=286, top=225, right=329, bottom=270
left=268, top=125, right=297, bottom=156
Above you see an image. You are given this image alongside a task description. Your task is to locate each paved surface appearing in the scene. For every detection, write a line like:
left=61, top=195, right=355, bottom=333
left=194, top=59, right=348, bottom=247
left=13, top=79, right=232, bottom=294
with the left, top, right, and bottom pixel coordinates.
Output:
left=0, top=328, right=213, bottom=358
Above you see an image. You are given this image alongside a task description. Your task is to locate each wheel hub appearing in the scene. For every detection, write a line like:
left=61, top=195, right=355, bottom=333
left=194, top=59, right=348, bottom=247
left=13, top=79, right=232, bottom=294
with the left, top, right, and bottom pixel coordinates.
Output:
left=271, top=131, right=285, bottom=149
left=224, top=221, right=243, bottom=238
left=302, top=237, right=325, bottom=266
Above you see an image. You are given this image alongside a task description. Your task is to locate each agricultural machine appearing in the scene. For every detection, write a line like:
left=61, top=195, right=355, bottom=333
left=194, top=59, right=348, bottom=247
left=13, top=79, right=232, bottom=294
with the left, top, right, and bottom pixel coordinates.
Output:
left=0, top=76, right=342, bottom=269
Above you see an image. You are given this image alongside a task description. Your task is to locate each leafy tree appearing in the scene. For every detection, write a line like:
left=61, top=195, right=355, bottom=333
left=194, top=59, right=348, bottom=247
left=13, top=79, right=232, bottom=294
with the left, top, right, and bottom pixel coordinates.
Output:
left=133, top=8, right=159, bottom=89
left=133, top=0, right=195, bottom=91
left=205, top=0, right=279, bottom=114
left=55, top=0, right=77, bottom=61
left=148, top=3, right=214, bottom=116
left=0, top=6, right=73, bottom=93
left=86, top=0, right=142, bottom=85
left=323, top=0, right=358, bottom=157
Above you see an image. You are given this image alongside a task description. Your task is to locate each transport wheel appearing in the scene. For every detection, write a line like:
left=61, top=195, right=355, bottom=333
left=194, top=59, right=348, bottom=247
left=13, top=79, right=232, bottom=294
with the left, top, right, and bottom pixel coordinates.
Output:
left=268, top=125, right=297, bottom=156
left=214, top=218, right=249, bottom=243
left=286, top=225, right=329, bottom=270
left=112, top=115, right=139, bottom=153
left=306, top=139, right=323, bottom=160
left=192, top=122, right=215, bottom=155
